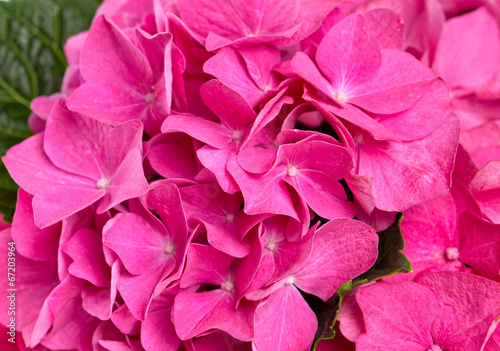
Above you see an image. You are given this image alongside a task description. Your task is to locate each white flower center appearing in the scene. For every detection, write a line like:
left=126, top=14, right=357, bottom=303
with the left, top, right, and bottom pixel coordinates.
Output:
left=445, top=247, right=459, bottom=261
left=225, top=213, right=235, bottom=224
left=164, top=242, right=176, bottom=255
left=231, top=130, right=243, bottom=142
left=285, top=276, right=295, bottom=285
left=220, top=280, right=234, bottom=293
left=287, top=165, right=298, bottom=177
left=265, top=241, right=277, bottom=252
left=144, top=93, right=155, bottom=104
left=96, top=178, right=110, bottom=190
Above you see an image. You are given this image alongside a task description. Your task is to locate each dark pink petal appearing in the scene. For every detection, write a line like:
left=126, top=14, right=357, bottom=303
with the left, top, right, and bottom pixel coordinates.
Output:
left=12, top=189, right=60, bottom=261
left=197, top=145, right=240, bottom=194
left=180, top=244, right=233, bottom=288
left=96, top=149, right=148, bottom=213
left=253, top=284, right=317, bottom=351
left=294, top=219, right=379, bottom=301
left=459, top=211, right=500, bottom=282
left=44, top=98, right=109, bottom=180
left=80, top=15, right=152, bottom=87
left=162, top=115, right=231, bottom=148
left=148, top=133, right=199, bottom=180
left=33, top=185, right=105, bottom=228
left=172, top=290, right=255, bottom=341
left=417, top=272, right=500, bottom=351
left=111, top=304, right=140, bottom=335
left=2, top=133, right=95, bottom=195
left=200, top=79, right=256, bottom=131
left=103, top=213, right=169, bottom=276
left=192, top=333, right=251, bottom=351
left=356, top=113, right=460, bottom=212
left=63, top=228, right=109, bottom=287
left=117, top=258, right=172, bottom=320
left=141, top=294, right=181, bottom=351
left=238, top=45, right=280, bottom=91
left=0, top=229, right=59, bottom=347
left=337, top=287, right=366, bottom=343
left=433, top=7, right=500, bottom=92
left=355, top=281, right=439, bottom=351
left=67, top=80, right=149, bottom=126
left=227, top=157, right=298, bottom=219
left=203, top=48, right=265, bottom=108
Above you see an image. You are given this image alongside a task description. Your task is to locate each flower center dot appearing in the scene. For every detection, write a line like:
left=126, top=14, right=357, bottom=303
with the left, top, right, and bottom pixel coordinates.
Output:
left=96, top=178, right=110, bottom=190
left=164, top=242, right=176, bottom=255
left=287, top=165, right=298, bottom=177
left=285, top=276, right=295, bottom=285
left=144, top=93, right=155, bottom=104
left=445, top=247, right=459, bottom=261
left=265, top=241, right=277, bottom=252
left=428, top=345, right=443, bottom=351
left=335, top=91, right=347, bottom=103
left=231, top=130, right=243, bottom=142
left=220, top=280, right=234, bottom=293
left=225, top=213, right=235, bottom=224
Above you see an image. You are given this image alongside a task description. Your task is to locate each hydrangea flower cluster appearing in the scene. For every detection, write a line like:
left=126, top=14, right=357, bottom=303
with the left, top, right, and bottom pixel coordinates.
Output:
left=1, top=0, right=500, bottom=350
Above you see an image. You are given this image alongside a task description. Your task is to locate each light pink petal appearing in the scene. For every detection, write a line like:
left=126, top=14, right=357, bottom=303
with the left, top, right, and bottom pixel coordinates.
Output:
left=357, top=113, right=460, bottom=212
left=470, top=160, right=500, bottom=223
left=2, top=133, right=95, bottom=195
left=355, top=281, right=439, bottom=351
left=81, top=285, right=114, bottom=320
left=316, top=14, right=381, bottom=93
left=200, top=79, right=256, bottom=131
left=203, top=48, right=264, bottom=108
left=111, top=304, right=140, bottom=335
left=12, top=189, right=60, bottom=261
left=417, top=272, right=500, bottom=351
left=31, top=93, right=62, bottom=121
left=433, top=7, right=500, bottom=92
left=33, top=185, right=105, bottom=228
left=346, top=173, right=376, bottom=215
left=349, top=49, right=436, bottom=114
left=294, top=219, right=378, bottom=301
left=161, top=115, right=231, bottom=148
left=177, top=0, right=299, bottom=43
left=253, top=285, right=317, bottom=351
left=364, top=8, right=404, bottom=50
left=96, top=149, right=149, bottom=213
left=374, top=79, right=450, bottom=141
left=80, top=15, right=152, bottom=86
left=172, top=290, right=255, bottom=341
left=459, top=211, right=500, bottom=282
left=460, top=121, right=500, bottom=169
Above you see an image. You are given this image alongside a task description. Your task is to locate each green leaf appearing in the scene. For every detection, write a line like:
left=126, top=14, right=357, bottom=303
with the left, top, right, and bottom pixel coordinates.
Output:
left=0, top=0, right=101, bottom=222
left=352, top=212, right=412, bottom=285
left=309, top=213, right=412, bottom=349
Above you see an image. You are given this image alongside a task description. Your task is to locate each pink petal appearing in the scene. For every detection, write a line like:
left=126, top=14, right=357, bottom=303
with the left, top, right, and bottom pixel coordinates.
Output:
left=162, top=115, right=231, bottom=148
left=141, top=295, right=181, bottom=351
left=294, top=219, right=379, bottom=301
left=433, top=7, right=500, bottom=92
left=349, top=49, right=436, bottom=114
left=364, top=8, right=404, bottom=50
left=12, top=189, right=60, bottom=261
left=355, top=281, right=439, bottom=351
left=172, top=290, right=255, bottom=341
left=44, top=98, right=110, bottom=180
left=33, top=185, right=105, bottom=228
left=356, top=113, right=460, bottom=212
left=2, top=133, right=95, bottom=195
left=316, top=14, right=381, bottom=94
left=253, top=284, right=317, bottom=351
